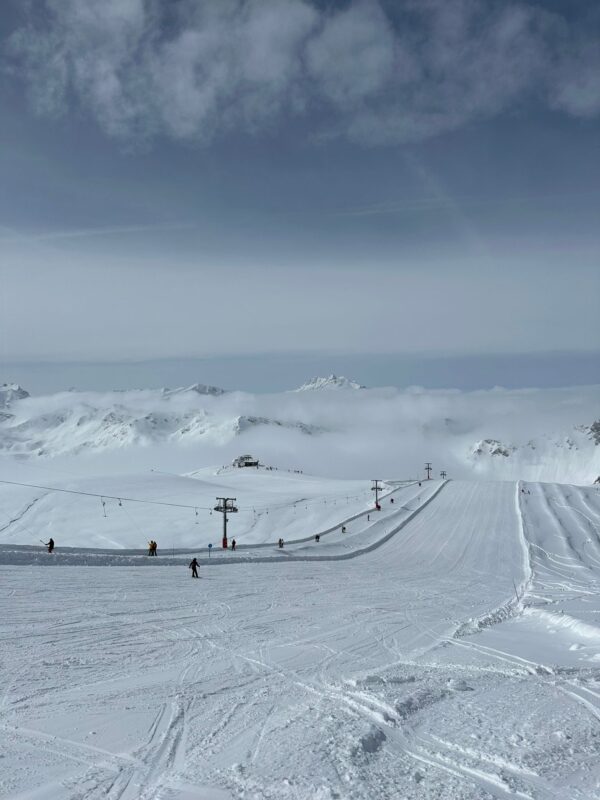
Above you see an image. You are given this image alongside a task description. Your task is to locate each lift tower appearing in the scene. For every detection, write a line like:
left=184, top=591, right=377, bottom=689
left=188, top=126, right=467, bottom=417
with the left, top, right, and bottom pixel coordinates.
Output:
left=425, top=463, right=432, bottom=480
left=214, top=497, right=238, bottom=549
left=371, top=480, right=383, bottom=510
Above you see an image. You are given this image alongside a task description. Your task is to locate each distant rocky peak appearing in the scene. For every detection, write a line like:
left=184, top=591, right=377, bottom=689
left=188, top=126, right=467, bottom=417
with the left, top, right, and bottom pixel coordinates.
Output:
left=588, top=420, right=600, bottom=445
left=294, top=374, right=365, bottom=391
left=0, top=383, right=30, bottom=407
left=472, top=439, right=515, bottom=458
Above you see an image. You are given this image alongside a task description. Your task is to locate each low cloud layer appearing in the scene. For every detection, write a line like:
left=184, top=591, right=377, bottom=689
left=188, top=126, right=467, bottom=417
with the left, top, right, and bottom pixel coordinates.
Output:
left=0, top=382, right=598, bottom=484
left=5, top=0, right=600, bottom=146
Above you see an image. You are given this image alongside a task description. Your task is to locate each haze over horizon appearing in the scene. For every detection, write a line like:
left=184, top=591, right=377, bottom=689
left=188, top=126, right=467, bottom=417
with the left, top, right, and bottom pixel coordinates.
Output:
left=1, top=0, right=599, bottom=391
left=2, top=351, right=600, bottom=396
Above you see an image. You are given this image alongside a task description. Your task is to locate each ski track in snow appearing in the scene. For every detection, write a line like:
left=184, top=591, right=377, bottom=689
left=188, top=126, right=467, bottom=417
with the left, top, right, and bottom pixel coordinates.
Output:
left=1, top=480, right=599, bottom=799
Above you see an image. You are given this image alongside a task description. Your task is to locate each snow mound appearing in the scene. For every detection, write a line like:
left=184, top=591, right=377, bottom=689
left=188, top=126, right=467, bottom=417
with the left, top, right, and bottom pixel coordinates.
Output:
left=294, top=374, right=365, bottom=391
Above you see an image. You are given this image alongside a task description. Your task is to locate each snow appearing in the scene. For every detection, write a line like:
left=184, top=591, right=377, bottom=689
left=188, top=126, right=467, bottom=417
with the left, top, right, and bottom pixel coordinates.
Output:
left=0, top=466, right=401, bottom=551
left=1, top=478, right=599, bottom=798
left=0, top=383, right=29, bottom=411
left=293, top=374, right=366, bottom=391
left=163, top=383, right=227, bottom=397
left=0, top=382, right=598, bottom=483
left=1, top=379, right=599, bottom=796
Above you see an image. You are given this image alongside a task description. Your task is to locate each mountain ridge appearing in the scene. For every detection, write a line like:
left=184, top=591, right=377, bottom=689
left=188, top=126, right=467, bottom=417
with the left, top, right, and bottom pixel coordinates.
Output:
left=0, top=382, right=598, bottom=483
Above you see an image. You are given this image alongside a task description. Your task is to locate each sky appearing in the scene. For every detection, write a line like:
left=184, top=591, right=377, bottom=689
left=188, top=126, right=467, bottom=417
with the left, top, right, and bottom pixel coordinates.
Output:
left=0, top=0, right=599, bottom=392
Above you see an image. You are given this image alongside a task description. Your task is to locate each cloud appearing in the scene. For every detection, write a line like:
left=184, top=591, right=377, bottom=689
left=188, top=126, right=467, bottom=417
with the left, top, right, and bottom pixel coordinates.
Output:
left=4, top=0, right=600, bottom=146
left=2, top=244, right=599, bottom=363
left=306, top=0, right=396, bottom=109
left=0, top=221, right=196, bottom=244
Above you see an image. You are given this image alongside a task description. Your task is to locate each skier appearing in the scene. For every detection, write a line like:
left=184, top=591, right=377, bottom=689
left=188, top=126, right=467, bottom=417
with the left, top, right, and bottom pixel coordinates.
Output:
left=189, top=557, right=199, bottom=578
left=278, top=538, right=284, bottom=549
left=43, top=538, right=55, bottom=554
left=341, top=525, right=346, bottom=533
left=390, top=497, right=394, bottom=504
left=152, top=540, right=158, bottom=556
left=315, top=534, right=320, bottom=543
left=231, top=539, right=236, bottom=551
left=148, top=540, right=154, bottom=556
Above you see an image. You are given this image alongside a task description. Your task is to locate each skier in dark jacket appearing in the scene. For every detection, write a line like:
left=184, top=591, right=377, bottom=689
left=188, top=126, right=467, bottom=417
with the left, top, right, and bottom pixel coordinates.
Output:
left=44, top=538, right=55, bottom=554
left=231, top=539, right=236, bottom=551
left=189, top=558, right=199, bottom=578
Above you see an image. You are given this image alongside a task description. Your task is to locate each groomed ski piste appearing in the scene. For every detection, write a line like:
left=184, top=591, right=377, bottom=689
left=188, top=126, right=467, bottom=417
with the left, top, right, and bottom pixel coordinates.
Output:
left=1, top=468, right=600, bottom=799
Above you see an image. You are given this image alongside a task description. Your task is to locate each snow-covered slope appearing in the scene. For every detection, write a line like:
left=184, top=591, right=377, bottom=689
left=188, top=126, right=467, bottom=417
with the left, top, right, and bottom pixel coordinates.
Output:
left=0, top=381, right=598, bottom=483
left=2, top=480, right=599, bottom=798
left=0, top=467, right=389, bottom=550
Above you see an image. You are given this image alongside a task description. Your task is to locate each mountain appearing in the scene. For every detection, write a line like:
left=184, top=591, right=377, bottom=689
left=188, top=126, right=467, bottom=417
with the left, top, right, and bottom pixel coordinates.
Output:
left=0, top=383, right=29, bottom=407
left=0, top=384, right=323, bottom=458
left=294, top=374, right=365, bottom=391
left=469, top=421, right=600, bottom=481
left=0, top=382, right=598, bottom=483
left=163, top=383, right=226, bottom=397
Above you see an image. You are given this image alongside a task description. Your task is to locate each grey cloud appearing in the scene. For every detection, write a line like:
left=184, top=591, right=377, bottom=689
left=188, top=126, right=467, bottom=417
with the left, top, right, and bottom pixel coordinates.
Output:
left=550, top=38, right=600, bottom=117
left=4, top=0, right=600, bottom=146
left=306, top=0, right=396, bottom=108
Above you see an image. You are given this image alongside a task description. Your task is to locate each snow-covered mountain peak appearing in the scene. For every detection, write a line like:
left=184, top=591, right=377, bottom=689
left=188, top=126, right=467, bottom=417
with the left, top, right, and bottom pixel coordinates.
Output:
left=294, top=374, right=365, bottom=391
left=0, top=383, right=29, bottom=407
left=163, top=383, right=226, bottom=398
